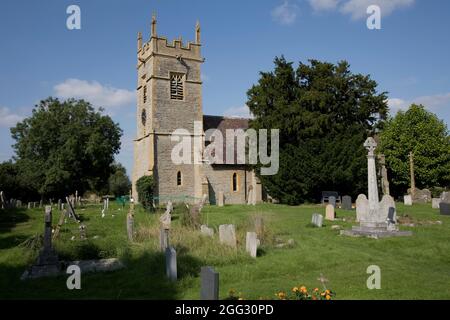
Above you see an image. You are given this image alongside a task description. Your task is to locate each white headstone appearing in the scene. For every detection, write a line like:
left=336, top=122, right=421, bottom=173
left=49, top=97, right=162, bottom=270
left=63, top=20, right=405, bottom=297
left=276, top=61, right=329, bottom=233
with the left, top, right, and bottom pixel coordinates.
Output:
left=355, top=194, right=368, bottom=222
left=325, top=204, right=335, bottom=221
left=404, top=195, right=412, bottom=206
left=432, top=198, right=441, bottom=209
left=311, top=213, right=323, bottom=228
left=245, top=232, right=258, bottom=258
left=219, top=224, right=236, bottom=247
left=200, top=225, right=214, bottom=237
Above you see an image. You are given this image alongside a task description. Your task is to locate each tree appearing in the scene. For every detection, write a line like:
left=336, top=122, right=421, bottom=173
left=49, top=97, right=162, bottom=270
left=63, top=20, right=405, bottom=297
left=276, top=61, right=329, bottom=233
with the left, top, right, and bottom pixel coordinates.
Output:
left=247, top=57, right=388, bottom=204
left=108, top=163, right=131, bottom=197
left=10, top=97, right=122, bottom=198
left=136, top=175, right=155, bottom=209
left=378, top=104, right=450, bottom=195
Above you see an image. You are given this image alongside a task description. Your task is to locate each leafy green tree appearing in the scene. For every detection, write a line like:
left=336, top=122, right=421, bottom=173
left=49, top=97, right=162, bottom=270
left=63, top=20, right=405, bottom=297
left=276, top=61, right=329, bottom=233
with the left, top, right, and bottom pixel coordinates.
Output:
left=247, top=57, right=388, bottom=204
left=378, top=104, right=450, bottom=195
left=108, top=163, right=131, bottom=197
left=10, top=97, right=122, bottom=198
left=136, top=175, right=155, bottom=209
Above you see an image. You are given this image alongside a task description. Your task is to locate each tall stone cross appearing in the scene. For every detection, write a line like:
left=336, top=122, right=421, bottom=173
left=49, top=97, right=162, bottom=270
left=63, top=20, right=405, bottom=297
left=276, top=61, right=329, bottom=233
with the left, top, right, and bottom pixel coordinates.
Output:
left=364, top=137, right=379, bottom=212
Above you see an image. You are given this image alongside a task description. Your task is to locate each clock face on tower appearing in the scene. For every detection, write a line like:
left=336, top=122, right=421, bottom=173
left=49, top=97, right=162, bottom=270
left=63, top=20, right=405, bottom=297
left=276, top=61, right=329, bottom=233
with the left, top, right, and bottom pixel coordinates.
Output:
left=141, top=109, right=147, bottom=126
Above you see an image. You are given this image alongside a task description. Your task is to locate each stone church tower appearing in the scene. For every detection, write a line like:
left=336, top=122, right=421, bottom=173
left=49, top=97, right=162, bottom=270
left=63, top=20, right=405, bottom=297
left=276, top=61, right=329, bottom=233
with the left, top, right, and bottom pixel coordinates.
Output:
left=132, top=15, right=203, bottom=202
left=133, top=15, right=263, bottom=205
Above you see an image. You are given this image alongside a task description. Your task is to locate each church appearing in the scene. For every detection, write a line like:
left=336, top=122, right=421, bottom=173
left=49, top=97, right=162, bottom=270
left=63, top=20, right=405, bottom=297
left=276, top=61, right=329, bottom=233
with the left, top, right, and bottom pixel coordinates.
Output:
left=132, top=16, right=263, bottom=205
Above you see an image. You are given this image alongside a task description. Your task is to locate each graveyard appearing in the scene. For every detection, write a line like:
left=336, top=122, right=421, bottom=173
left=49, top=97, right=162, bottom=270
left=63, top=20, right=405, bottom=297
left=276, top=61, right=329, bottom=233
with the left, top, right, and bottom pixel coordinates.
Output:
left=1, top=200, right=449, bottom=300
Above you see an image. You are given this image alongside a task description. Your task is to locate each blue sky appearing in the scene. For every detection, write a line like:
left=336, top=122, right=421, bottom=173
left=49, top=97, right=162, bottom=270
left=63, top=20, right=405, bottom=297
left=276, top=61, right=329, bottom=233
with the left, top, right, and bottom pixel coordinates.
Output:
left=1, top=0, right=450, bottom=175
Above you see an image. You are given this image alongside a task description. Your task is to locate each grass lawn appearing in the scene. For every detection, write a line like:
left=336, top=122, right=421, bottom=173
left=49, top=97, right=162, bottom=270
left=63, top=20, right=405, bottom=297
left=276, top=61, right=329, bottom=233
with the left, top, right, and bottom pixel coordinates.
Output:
left=0, top=201, right=449, bottom=300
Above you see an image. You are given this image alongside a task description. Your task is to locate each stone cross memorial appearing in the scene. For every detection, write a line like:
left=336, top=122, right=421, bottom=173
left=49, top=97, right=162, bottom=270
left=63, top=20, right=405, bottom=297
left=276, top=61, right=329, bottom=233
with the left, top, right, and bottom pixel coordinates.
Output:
left=341, top=137, right=412, bottom=239
left=200, top=266, right=219, bottom=300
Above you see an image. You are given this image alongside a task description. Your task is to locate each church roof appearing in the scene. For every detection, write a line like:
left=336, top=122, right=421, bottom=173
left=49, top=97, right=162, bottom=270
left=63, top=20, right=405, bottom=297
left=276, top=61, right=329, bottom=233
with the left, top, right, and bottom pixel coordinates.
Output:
left=203, top=115, right=250, bottom=165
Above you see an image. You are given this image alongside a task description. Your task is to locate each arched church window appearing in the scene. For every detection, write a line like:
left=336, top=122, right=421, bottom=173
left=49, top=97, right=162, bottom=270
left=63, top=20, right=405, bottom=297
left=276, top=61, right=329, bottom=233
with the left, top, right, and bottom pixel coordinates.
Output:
left=177, top=171, right=182, bottom=186
left=232, top=173, right=238, bottom=192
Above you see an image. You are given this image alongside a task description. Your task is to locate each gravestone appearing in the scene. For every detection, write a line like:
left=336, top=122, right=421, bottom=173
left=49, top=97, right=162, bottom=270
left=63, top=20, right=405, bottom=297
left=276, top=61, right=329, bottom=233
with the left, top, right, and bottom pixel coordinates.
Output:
left=160, top=228, right=170, bottom=252
left=441, top=192, right=450, bottom=203
left=57, top=199, right=62, bottom=211
left=254, top=215, right=264, bottom=238
left=29, top=206, right=60, bottom=277
left=432, top=198, right=441, bottom=209
left=79, top=224, right=87, bottom=240
left=200, top=225, right=214, bottom=237
left=27, top=202, right=31, bottom=210
left=66, top=196, right=80, bottom=221
left=127, top=211, right=134, bottom=242
left=342, top=196, right=352, bottom=210
left=311, top=213, right=323, bottom=228
left=440, top=203, right=450, bottom=216
left=245, top=232, right=258, bottom=258
left=325, top=204, right=335, bottom=221
left=39, top=200, right=43, bottom=208
left=217, top=191, right=224, bottom=207
left=404, top=195, right=412, bottom=206
left=200, top=266, right=219, bottom=300
left=165, top=246, right=177, bottom=282
left=219, top=224, right=236, bottom=247
left=328, top=196, right=336, bottom=208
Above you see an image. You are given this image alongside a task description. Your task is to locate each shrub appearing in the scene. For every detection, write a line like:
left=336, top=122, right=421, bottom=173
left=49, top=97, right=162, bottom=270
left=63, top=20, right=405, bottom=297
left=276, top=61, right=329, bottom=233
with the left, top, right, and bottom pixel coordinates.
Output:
left=136, top=175, right=155, bottom=210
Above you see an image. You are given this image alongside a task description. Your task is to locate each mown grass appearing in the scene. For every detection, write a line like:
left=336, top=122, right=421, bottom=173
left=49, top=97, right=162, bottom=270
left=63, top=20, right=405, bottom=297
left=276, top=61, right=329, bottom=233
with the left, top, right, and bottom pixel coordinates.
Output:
left=0, top=201, right=449, bottom=299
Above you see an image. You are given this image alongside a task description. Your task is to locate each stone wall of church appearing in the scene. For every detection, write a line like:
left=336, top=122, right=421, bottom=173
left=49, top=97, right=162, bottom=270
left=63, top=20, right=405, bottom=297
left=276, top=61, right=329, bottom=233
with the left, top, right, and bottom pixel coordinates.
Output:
left=203, top=164, right=250, bottom=205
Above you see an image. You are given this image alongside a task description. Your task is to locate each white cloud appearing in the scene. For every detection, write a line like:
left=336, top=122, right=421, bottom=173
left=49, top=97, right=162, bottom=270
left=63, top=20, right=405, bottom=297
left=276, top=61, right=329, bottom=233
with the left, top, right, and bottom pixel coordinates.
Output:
left=388, top=92, right=450, bottom=114
left=54, top=79, right=135, bottom=109
left=0, top=107, right=23, bottom=128
left=307, top=0, right=414, bottom=19
left=308, top=0, right=340, bottom=11
left=340, top=0, right=414, bottom=20
left=223, top=105, right=253, bottom=119
left=272, top=1, right=299, bottom=25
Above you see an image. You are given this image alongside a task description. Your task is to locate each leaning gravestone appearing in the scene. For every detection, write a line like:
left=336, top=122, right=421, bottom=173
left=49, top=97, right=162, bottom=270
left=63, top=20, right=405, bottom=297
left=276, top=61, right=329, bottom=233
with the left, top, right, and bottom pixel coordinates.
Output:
left=165, top=246, right=177, bottom=282
left=404, top=195, right=413, bottom=206
left=219, top=224, right=236, bottom=247
left=245, top=232, right=258, bottom=258
left=342, top=196, right=352, bottom=210
left=328, top=196, right=336, bottom=208
left=311, top=213, right=323, bottom=228
left=217, top=191, right=224, bottom=207
left=440, top=203, right=450, bottom=216
left=200, top=266, right=219, bottom=300
left=325, top=204, right=335, bottom=221
left=200, top=225, right=214, bottom=237
left=432, top=198, right=441, bottom=209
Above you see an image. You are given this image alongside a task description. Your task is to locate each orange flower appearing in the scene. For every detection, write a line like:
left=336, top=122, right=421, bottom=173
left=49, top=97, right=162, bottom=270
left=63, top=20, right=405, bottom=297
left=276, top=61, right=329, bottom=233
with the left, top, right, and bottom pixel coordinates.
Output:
left=313, top=288, right=319, bottom=292
left=292, top=287, right=299, bottom=293
left=326, top=294, right=331, bottom=300
left=300, top=286, right=307, bottom=293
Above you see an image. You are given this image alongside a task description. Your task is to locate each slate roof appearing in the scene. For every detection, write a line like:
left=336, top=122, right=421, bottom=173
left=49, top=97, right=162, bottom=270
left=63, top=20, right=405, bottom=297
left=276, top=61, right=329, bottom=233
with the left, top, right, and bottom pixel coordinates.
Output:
left=203, top=115, right=250, bottom=165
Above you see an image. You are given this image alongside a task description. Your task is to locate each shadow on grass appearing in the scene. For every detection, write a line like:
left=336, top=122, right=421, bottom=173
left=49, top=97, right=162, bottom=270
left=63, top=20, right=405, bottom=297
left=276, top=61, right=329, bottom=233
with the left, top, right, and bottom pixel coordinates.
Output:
left=0, top=234, right=30, bottom=250
left=0, top=208, right=30, bottom=234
